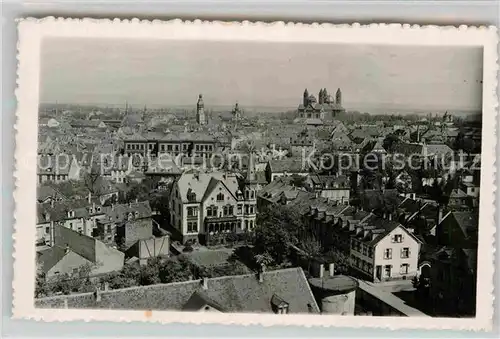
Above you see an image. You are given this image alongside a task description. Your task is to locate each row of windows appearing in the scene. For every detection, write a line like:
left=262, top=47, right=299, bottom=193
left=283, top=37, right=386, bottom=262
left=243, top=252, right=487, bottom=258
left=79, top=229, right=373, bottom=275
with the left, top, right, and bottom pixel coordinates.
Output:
left=382, top=264, right=410, bottom=277
left=351, top=255, right=374, bottom=274
left=127, top=143, right=215, bottom=152
left=205, top=204, right=255, bottom=217
left=126, top=144, right=146, bottom=150
left=383, top=247, right=410, bottom=260
left=351, top=240, right=374, bottom=257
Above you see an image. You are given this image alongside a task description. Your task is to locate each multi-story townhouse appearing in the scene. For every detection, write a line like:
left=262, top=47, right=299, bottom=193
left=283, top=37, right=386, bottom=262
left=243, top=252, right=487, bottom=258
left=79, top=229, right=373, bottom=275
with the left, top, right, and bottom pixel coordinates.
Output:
left=349, top=215, right=422, bottom=282
left=37, top=154, right=81, bottom=184
left=169, top=159, right=262, bottom=246
left=36, top=200, right=107, bottom=246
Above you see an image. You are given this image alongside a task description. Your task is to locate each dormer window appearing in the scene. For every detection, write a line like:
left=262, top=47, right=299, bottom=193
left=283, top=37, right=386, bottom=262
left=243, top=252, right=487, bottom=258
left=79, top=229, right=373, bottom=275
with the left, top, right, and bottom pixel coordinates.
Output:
left=271, top=294, right=289, bottom=314
left=187, top=188, right=197, bottom=202
left=67, top=210, right=75, bottom=218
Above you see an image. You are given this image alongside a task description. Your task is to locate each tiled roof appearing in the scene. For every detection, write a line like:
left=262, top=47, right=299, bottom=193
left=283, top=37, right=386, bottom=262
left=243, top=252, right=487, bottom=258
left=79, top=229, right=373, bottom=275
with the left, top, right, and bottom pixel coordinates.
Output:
left=37, top=185, right=68, bottom=202
left=39, top=245, right=68, bottom=273
left=181, top=290, right=226, bottom=311
left=452, top=211, right=478, bottom=239
left=176, top=172, right=239, bottom=204
left=101, top=201, right=152, bottom=224
left=37, top=155, right=73, bottom=175
left=35, top=267, right=320, bottom=314
left=424, top=144, right=453, bottom=157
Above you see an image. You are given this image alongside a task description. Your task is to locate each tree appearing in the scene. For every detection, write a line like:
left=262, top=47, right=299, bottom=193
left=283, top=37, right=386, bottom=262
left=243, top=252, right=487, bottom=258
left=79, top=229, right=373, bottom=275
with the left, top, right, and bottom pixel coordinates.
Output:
left=300, top=239, right=322, bottom=274
left=255, top=252, right=274, bottom=267
left=35, top=267, right=48, bottom=298
left=290, top=174, right=307, bottom=188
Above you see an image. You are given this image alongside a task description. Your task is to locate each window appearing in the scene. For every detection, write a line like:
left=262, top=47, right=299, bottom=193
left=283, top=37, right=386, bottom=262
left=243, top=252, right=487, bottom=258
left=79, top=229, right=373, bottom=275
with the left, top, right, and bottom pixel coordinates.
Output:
left=217, top=193, right=224, bottom=201
left=107, top=225, right=111, bottom=233
left=384, top=248, right=392, bottom=259
left=245, top=220, right=249, bottom=229
left=401, top=247, right=410, bottom=259
left=250, top=206, right=254, bottom=214
left=393, top=234, right=403, bottom=243
left=206, top=207, right=213, bottom=217
left=250, top=191, right=255, bottom=199
left=237, top=204, right=242, bottom=215
left=368, top=247, right=374, bottom=258
left=187, top=221, right=198, bottom=233
left=45, top=227, right=50, bottom=234
left=362, top=245, right=367, bottom=256
left=384, top=265, right=392, bottom=277
left=400, top=263, right=409, bottom=274
left=228, top=206, right=234, bottom=215
left=167, top=145, right=172, bottom=151
left=250, top=220, right=254, bottom=229
left=245, top=205, right=249, bottom=214
left=187, top=207, right=198, bottom=217
left=223, top=206, right=228, bottom=216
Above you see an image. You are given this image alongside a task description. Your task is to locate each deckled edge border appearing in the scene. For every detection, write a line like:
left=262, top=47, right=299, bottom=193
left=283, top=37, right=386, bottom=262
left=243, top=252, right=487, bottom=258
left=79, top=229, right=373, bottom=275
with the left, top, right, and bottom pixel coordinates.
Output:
left=11, top=17, right=499, bottom=332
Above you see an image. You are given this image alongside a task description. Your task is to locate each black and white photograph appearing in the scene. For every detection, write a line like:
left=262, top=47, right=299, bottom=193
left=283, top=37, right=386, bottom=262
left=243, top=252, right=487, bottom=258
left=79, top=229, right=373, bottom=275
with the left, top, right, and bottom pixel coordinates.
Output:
left=12, top=20, right=496, bottom=329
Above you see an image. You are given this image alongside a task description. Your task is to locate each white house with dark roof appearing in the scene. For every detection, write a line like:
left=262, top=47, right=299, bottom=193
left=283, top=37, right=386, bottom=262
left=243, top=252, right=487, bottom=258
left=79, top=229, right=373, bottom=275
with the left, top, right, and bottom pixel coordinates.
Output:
left=349, top=215, right=422, bottom=282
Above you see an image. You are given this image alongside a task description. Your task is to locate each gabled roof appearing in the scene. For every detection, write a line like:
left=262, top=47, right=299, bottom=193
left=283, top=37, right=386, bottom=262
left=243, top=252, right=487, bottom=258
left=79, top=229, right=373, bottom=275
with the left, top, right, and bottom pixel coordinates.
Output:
left=39, top=246, right=68, bottom=273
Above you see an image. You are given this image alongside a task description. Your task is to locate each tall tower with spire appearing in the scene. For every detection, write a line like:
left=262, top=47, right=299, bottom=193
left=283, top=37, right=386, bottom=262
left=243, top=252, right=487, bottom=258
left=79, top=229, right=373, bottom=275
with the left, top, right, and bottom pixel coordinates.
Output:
left=336, top=88, right=342, bottom=106
left=303, top=88, right=309, bottom=106
left=196, top=94, right=206, bottom=125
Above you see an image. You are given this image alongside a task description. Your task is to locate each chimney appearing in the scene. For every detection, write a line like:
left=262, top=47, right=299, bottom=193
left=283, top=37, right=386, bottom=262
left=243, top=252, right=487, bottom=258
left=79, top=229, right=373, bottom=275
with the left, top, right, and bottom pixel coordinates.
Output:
left=319, top=264, right=325, bottom=279
left=388, top=213, right=392, bottom=221
left=88, top=191, right=92, bottom=204
left=50, top=199, right=55, bottom=208
left=329, top=263, right=335, bottom=277
left=201, top=277, right=208, bottom=290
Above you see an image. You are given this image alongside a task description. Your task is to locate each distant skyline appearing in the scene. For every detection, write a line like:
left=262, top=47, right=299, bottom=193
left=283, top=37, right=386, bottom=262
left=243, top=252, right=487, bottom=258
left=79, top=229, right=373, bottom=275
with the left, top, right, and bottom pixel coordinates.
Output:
left=40, top=38, right=483, bottom=111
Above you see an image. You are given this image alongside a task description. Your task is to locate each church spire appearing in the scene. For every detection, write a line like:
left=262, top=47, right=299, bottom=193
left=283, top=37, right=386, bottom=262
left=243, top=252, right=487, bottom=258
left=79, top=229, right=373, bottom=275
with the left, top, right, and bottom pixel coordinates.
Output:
left=303, top=88, right=309, bottom=106
left=196, top=94, right=206, bottom=125
left=336, top=88, right=342, bottom=106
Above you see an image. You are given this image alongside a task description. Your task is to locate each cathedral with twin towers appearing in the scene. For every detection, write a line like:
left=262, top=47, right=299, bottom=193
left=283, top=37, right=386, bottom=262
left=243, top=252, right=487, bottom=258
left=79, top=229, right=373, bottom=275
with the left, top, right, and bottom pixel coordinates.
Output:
left=195, top=87, right=345, bottom=126
left=298, top=87, right=345, bottom=120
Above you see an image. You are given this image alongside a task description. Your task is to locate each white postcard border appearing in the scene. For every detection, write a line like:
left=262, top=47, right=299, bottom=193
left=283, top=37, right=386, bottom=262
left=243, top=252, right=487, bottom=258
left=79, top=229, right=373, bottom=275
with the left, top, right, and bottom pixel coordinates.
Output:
left=12, top=18, right=498, bottom=331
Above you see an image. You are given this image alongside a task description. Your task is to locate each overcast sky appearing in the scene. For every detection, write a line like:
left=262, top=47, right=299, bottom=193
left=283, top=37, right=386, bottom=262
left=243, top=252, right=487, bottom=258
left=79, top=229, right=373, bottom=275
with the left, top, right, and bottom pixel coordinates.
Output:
left=40, top=38, right=483, bottom=111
